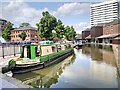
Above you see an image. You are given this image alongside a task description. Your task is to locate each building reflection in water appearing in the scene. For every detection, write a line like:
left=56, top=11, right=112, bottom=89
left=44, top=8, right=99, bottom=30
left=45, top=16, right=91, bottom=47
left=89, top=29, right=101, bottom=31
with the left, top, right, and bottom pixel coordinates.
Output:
left=82, top=44, right=118, bottom=85
left=82, top=44, right=116, bottom=66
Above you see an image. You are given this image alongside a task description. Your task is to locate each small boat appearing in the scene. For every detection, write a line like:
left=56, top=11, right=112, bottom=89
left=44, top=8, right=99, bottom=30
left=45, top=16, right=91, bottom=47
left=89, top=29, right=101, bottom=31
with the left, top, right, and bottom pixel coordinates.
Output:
left=4, top=42, right=73, bottom=74
left=73, top=42, right=83, bottom=49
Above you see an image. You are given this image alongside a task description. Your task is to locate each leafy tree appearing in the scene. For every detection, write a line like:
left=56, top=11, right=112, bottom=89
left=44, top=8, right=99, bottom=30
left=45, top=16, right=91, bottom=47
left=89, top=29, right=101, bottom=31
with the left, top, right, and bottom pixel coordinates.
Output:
left=18, top=31, right=27, bottom=41
left=71, top=26, right=77, bottom=40
left=2, top=21, right=13, bottom=41
left=64, top=26, right=76, bottom=41
left=54, top=19, right=64, bottom=39
left=36, top=11, right=57, bottom=40
left=19, top=22, right=30, bottom=27
left=36, top=11, right=77, bottom=41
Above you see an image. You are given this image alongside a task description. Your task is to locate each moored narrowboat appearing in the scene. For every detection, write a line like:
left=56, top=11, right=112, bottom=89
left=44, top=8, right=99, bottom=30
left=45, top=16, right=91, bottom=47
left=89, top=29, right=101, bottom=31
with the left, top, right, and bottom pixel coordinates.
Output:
left=5, top=42, right=73, bottom=74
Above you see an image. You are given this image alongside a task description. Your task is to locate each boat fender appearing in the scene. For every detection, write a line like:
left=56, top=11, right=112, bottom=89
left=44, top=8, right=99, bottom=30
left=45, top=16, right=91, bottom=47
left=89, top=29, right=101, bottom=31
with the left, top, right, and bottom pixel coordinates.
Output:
left=8, top=59, right=16, bottom=70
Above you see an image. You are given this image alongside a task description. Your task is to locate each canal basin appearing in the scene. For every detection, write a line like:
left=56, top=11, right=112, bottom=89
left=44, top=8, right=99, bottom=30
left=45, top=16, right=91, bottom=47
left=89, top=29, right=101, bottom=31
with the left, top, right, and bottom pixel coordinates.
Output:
left=13, top=45, right=120, bottom=88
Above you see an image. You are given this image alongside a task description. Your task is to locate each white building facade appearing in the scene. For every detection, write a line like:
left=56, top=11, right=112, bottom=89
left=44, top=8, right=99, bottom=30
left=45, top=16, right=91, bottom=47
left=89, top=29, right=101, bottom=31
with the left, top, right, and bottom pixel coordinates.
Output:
left=90, top=0, right=119, bottom=26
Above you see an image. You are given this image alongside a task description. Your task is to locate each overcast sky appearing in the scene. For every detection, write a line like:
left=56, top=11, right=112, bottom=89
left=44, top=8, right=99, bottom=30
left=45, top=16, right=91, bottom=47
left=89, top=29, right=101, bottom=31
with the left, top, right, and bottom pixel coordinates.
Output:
left=0, top=0, right=116, bottom=34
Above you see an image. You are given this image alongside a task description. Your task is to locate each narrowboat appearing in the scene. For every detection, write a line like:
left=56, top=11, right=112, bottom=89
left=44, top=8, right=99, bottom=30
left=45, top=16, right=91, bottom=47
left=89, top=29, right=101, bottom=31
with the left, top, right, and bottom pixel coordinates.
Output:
left=4, top=42, right=74, bottom=74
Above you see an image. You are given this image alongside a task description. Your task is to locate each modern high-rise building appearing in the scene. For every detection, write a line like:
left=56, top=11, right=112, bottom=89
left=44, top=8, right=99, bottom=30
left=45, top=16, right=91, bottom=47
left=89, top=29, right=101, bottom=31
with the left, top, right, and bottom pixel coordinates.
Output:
left=90, top=0, right=119, bottom=26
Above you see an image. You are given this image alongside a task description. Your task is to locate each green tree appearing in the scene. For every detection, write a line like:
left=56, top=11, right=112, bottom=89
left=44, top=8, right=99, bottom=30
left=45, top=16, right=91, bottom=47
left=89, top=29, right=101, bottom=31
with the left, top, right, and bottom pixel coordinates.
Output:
left=71, top=26, right=77, bottom=40
left=19, top=22, right=30, bottom=27
left=64, top=26, right=76, bottom=41
left=36, top=11, right=57, bottom=40
left=2, top=21, right=13, bottom=41
left=18, top=31, right=27, bottom=41
left=54, top=19, right=64, bottom=39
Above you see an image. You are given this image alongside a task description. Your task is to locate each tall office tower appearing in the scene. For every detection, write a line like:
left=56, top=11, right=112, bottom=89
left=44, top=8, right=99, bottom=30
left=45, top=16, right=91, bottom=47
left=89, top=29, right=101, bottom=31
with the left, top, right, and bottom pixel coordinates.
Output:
left=90, top=0, right=119, bottom=26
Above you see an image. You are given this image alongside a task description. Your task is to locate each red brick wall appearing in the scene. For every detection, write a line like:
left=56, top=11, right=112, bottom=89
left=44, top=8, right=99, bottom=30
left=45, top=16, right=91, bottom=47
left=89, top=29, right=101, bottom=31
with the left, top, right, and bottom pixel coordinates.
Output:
left=103, top=24, right=120, bottom=35
left=91, top=26, right=103, bottom=39
left=30, top=30, right=37, bottom=41
left=112, top=39, right=120, bottom=44
left=11, top=29, right=37, bottom=42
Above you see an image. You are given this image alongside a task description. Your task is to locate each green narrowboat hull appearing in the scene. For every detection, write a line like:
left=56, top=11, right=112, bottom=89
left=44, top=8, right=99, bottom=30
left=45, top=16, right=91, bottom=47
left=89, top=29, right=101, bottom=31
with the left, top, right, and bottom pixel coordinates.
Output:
left=10, top=48, right=74, bottom=74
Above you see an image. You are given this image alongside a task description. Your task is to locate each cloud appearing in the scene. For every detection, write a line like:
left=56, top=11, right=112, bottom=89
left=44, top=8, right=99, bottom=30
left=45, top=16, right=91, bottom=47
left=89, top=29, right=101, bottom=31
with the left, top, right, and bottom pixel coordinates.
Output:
left=53, top=3, right=90, bottom=17
left=73, top=22, right=90, bottom=34
left=1, top=1, right=91, bottom=32
left=1, top=0, right=48, bottom=27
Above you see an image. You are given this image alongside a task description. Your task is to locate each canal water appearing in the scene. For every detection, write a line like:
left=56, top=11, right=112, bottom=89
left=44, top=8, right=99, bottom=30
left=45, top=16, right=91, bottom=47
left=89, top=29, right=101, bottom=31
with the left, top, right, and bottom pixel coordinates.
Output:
left=13, top=45, right=120, bottom=88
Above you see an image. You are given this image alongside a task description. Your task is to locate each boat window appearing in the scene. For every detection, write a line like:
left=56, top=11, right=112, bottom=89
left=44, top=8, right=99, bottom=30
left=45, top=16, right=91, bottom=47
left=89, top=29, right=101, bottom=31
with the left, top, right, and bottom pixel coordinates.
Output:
left=35, top=46, right=40, bottom=57
left=57, top=45, right=61, bottom=52
left=27, top=46, right=31, bottom=59
left=52, top=46, right=56, bottom=52
left=61, top=45, right=65, bottom=50
left=24, top=47, right=27, bottom=58
left=21, top=46, right=31, bottom=58
left=20, top=46, right=24, bottom=58
left=65, top=45, right=67, bottom=49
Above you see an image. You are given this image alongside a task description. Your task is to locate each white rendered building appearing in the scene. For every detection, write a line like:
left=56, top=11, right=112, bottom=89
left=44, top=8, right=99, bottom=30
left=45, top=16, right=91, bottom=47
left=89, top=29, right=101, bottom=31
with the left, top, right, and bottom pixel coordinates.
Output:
left=90, top=0, right=119, bottom=26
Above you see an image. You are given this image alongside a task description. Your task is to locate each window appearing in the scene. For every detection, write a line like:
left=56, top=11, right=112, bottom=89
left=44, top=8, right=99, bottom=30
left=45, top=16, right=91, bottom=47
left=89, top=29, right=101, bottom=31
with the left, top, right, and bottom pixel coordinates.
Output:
left=57, top=45, right=61, bottom=52
left=52, top=46, right=56, bottom=52
left=35, top=46, right=40, bottom=57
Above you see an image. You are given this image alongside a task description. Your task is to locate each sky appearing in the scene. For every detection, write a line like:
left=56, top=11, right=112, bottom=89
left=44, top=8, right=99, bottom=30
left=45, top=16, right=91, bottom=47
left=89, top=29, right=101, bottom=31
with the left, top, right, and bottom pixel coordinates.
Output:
left=0, top=0, right=115, bottom=34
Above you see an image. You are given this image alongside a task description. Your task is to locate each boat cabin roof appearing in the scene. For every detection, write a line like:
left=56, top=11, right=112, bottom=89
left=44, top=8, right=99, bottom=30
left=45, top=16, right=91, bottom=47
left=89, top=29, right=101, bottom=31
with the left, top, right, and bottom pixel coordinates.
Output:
left=22, top=42, right=68, bottom=47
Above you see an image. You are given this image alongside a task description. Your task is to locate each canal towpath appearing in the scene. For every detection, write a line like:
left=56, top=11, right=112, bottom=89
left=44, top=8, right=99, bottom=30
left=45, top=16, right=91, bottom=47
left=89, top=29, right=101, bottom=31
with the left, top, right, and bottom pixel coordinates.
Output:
left=0, top=54, right=20, bottom=67
left=0, top=54, right=32, bottom=88
left=0, top=73, right=32, bottom=89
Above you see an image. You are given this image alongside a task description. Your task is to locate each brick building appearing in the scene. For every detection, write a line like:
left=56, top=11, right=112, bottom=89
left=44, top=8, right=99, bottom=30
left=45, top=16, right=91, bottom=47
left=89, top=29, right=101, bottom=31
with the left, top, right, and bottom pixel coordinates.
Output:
left=91, top=26, right=103, bottom=43
left=0, top=19, right=7, bottom=35
left=97, top=19, right=120, bottom=44
left=82, top=28, right=90, bottom=40
left=11, top=27, right=37, bottom=42
left=103, top=19, right=120, bottom=35
left=112, top=35, right=120, bottom=44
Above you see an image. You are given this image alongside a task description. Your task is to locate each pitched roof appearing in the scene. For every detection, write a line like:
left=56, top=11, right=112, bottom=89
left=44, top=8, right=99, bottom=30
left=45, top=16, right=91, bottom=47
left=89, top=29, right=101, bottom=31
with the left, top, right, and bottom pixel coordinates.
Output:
left=97, top=33, right=120, bottom=39
left=82, top=28, right=91, bottom=32
left=12, top=27, right=37, bottom=31
left=85, top=35, right=91, bottom=39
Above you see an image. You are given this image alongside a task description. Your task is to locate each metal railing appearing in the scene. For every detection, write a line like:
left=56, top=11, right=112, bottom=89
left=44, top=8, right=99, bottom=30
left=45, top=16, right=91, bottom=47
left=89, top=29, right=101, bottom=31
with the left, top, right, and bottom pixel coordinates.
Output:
left=0, top=44, right=23, bottom=58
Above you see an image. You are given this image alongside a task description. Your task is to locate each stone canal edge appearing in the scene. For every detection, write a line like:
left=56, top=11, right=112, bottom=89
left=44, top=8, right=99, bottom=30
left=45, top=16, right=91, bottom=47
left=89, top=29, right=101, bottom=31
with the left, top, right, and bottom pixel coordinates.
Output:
left=1, top=73, right=32, bottom=88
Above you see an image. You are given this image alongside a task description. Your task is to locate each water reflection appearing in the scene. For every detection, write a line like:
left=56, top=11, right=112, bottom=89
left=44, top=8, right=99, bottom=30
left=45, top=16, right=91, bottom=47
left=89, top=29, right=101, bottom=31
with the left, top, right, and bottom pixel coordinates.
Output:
left=13, top=45, right=120, bottom=88
left=13, top=55, right=76, bottom=88
left=82, top=45, right=116, bottom=66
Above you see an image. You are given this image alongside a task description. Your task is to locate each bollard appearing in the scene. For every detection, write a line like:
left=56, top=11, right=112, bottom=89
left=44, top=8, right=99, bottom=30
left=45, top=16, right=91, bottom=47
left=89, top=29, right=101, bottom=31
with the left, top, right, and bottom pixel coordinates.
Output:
left=14, top=44, right=15, bottom=56
left=2, top=44, right=4, bottom=58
